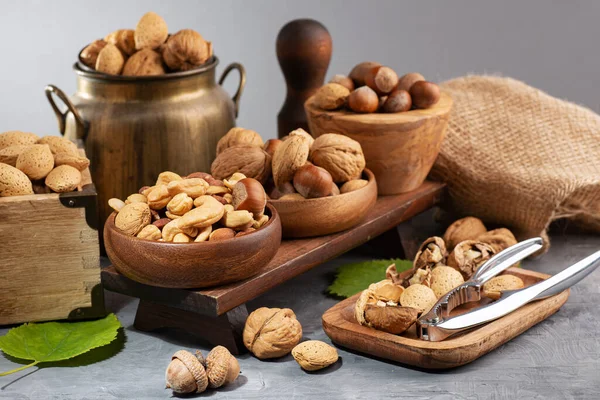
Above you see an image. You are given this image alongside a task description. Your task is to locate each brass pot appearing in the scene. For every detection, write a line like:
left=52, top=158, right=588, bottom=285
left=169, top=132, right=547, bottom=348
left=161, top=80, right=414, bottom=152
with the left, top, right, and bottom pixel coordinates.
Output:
left=45, top=57, right=245, bottom=226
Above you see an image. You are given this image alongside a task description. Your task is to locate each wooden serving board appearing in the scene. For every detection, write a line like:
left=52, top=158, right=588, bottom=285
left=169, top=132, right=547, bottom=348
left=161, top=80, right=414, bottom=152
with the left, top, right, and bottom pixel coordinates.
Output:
left=322, top=267, right=570, bottom=369
left=101, top=181, right=444, bottom=353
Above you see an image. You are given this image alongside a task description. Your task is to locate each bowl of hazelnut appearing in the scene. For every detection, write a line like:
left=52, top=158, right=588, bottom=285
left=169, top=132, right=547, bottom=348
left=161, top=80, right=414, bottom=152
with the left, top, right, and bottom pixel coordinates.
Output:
left=210, top=127, right=378, bottom=238
left=103, top=170, right=281, bottom=289
left=304, top=62, right=453, bottom=195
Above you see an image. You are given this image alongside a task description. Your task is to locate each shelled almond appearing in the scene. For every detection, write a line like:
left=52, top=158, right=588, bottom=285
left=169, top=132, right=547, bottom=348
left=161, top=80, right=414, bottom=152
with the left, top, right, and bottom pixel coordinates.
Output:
left=0, top=130, right=89, bottom=197
left=109, top=170, right=270, bottom=242
left=79, top=12, right=213, bottom=76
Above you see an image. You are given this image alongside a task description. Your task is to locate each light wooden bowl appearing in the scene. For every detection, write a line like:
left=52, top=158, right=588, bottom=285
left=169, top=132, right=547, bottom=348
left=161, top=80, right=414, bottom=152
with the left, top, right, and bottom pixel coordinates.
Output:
left=269, top=169, right=377, bottom=238
left=305, top=92, right=452, bottom=195
left=103, top=204, right=282, bottom=289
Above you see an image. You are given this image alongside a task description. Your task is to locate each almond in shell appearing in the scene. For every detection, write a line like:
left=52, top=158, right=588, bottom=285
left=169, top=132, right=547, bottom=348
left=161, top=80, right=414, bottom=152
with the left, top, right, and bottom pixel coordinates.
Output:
left=104, top=29, right=136, bottom=56
left=0, top=163, right=34, bottom=196
left=291, top=340, right=338, bottom=371
left=37, top=136, right=79, bottom=156
left=53, top=153, right=90, bottom=171
left=135, top=11, right=168, bottom=50
left=0, top=131, right=39, bottom=150
left=80, top=40, right=107, bottom=69
left=95, top=43, right=125, bottom=75
left=16, top=144, right=54, bottom=180
left=0, top=145, right=31, bottom=166
left=45, top=165, right=82, bottom=193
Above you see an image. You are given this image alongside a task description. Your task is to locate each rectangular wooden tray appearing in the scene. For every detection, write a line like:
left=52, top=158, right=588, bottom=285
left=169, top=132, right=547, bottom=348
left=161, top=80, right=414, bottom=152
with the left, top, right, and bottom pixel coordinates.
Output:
left=322, top=267, right=570, bottom=369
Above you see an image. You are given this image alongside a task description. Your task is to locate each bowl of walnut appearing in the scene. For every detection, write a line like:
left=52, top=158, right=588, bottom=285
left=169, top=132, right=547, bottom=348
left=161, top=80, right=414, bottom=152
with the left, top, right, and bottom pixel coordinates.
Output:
left=103, top=170, right=281, bottom=289
left=304, top=62, right=453, bottom=195
left=210, top=127, right=378, bottom=238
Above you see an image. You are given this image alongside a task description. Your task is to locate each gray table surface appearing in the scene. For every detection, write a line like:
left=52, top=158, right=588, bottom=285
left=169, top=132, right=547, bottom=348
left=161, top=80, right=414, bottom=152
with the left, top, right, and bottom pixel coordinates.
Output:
left=1, top=226, right=599, bottom=399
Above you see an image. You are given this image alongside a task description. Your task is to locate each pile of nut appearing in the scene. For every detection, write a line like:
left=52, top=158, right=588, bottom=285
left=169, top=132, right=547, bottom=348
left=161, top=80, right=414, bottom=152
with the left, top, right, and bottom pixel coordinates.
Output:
left=355, top=216, right=525, bottom=335
left=0, top=131, right=90, bottom=197
left=243, top=307, right=339, bottom=371
left=109, top=171, right=270, bottom=242
left=79, top=11, right=212, bottom=76
left=211, top=127, right=368, bottom=200
left=165, top=346, right=239, bottom=395
left=314, top=61, right=440, bottom=114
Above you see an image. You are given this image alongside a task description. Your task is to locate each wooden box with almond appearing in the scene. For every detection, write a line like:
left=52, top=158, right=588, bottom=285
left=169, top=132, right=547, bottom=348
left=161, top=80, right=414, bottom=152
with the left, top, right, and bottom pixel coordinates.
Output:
left=210, top=127, right=378, bottom=238
left=0, top=130, right=102, bottom=325
left=103, top=169, right=282, bottom=288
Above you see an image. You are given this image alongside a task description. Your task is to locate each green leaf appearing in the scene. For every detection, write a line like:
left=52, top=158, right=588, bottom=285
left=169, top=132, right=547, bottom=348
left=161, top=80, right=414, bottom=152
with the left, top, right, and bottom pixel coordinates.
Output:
left=0, top=313, right=121, bottom=376
left=327, top=259, right=413, bottom=298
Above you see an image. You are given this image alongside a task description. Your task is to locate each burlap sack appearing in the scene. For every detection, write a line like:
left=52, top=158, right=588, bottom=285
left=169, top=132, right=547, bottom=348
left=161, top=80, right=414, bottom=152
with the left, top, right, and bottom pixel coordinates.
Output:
left=432, top=76, right=600, bottom=252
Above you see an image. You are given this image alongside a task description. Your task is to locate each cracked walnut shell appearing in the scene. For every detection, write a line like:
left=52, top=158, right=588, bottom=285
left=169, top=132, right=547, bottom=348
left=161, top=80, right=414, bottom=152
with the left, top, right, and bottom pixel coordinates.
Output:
left=211, top=145, right=272, bottom=184
left=309, top=133, right=366, bottom=183
left=163, top=29, right=212, bottom=71
left=243, top=307, right=302, bottom=359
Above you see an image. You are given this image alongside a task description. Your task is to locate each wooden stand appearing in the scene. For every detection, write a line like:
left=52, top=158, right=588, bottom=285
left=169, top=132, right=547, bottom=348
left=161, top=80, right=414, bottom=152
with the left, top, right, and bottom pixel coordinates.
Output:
left=101, top=182, right=445, bottom=353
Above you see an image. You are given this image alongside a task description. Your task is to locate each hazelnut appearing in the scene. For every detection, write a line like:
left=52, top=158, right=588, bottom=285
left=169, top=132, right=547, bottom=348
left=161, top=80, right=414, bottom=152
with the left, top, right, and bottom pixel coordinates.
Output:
left=292, top=164, right=333, bottom=199
left=330, top=182, right=340, bottom=196
left=328, top=74, right=355, bottom=91
left=163, top=29, right=212, bottom=71
left=396, top=72, right=425, bottom=92
left=410, top=81, right=441, bottom=109
left=232, top=178, right=267, bottom=217
left=314, top=83, right=350, bottom=110
left=364, top=66, right=399, bottom=95
left=80, top=40, right=107, bottom=69
left=381, top=89, right=412, bottom=113
left=263, top=139, right=282, bottom=157
left=165, top=350, right=208, bottom=394
left=348, top=86, right=379, bottom=113
left=348, top=61, right=382, bottom=87
left=340, top=179, right=368, bottom=194
left=209, top=227, right=235, bottom=241
left=243, top=307, right=302, bottom=359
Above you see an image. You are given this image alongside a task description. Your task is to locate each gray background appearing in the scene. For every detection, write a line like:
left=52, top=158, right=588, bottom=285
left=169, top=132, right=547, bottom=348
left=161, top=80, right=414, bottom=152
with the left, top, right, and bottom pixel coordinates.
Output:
left=1, top=0, right=599, bottom=139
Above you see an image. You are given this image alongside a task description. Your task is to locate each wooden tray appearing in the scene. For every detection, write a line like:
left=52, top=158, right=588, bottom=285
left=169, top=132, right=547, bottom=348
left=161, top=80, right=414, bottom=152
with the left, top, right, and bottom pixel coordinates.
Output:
left=102, top=181, right=445, bottom=353
left=322, top=267, right=570, bottom=369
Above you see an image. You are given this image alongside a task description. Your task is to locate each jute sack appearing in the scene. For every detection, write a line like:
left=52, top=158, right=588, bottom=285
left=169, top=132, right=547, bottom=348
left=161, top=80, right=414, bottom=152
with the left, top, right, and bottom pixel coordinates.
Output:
left=432, top=76, right=600, bottom=253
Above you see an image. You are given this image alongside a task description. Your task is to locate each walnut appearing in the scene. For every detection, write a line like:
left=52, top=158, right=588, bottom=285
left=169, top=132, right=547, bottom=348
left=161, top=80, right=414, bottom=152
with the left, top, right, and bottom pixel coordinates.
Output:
left=271, top=135, right=310, bottom=189
left=216, top=127, right=264, bottom=155
left=477, top=228, right=518, bottom=253
left=122, top=49, right=165, bottom=76
left=443, top=217, right=487, bottom=251
left=210, top=145, right=272, bottom=184
left=243, top=307, right=302, bottom=359
left=447, top=240, right=496, bottom=279
left=163, top=29, right=212, bottom=71
left=413, top=236, right=447, bottom=270
left=309, top=133, right=366, bottom=183
left=354, top=279, right=418, bottom=334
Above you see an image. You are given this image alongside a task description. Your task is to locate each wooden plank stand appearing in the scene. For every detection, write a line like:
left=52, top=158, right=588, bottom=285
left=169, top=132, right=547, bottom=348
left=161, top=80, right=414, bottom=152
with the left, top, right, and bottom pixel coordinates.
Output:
left=101, top=182, right=445, bottom=354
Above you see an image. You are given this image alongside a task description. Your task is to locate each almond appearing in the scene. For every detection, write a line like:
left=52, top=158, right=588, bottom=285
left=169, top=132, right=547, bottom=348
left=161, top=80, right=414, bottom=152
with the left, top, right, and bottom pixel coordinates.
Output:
left=16, top=144, right=54, bottom=180
left=135, top=12, right=168, bottom=50
left=0, top=131, right=39, bottom=150
left=483, top=274, right=525, bottom=300
left=53, top=153, right=90, bottom=171
left=95, top=43, right=125, bottom=75
left=37, top=136, right=79, bottom=156
left=0, top=145, right=31, bottom=166
left=45, top=165, right=82, bottom=193
left=80, top=40, right=107, bottom=69
left=0, top=163, right=34, bottom=197
left=122, top=49, right=165, bottom=76
left=104, top=29, right=136, bottom=56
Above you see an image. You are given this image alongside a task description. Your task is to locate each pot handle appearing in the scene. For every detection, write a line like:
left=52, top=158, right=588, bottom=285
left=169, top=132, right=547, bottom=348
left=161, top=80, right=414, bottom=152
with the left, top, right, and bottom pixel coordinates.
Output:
left=45, top=84, right=87, bottom=139
left=218, top=63, right=246, bottom=118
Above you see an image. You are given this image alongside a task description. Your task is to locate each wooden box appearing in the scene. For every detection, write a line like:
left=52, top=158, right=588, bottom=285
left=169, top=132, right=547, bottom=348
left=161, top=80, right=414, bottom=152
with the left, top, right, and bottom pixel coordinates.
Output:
left=0, top=168, right=104, bottom=325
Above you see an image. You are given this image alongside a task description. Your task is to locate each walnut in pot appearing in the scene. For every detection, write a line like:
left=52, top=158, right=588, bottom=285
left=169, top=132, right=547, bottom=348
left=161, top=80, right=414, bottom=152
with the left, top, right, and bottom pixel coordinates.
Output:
left=447, top=240, right=496, bottom=279
left=163, top=29, right=212, bottom=71
left=243, top=307, right=302, bottom=359
left=309, top=133, right=366, bottom=183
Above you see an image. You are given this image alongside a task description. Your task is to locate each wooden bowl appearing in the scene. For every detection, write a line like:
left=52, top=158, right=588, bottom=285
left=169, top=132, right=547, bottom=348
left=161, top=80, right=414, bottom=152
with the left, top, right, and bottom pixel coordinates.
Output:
left=103, top=204, right=282, bottom=289
left=269, top=169, right=377, bottom=238
left=305, top=92, right=452, bottom=195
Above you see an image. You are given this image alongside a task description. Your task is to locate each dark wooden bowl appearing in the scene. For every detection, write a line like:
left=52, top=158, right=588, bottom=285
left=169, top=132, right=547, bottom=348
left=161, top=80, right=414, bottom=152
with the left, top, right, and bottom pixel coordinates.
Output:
left=104, top=204, right=282, bottom=289
left=269, top=169, right=377, bottom=238
left=305, top=92, right=452, bottom=195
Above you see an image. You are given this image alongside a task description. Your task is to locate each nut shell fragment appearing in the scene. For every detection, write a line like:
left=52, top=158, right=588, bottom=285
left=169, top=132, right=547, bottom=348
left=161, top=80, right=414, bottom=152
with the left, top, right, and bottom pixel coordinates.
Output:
left=413, top=236, right=447, bottom=270
left=447, top=240, right=496, bottom=279
left=291, top=340, right=339, bottom=371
